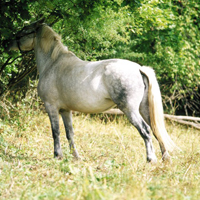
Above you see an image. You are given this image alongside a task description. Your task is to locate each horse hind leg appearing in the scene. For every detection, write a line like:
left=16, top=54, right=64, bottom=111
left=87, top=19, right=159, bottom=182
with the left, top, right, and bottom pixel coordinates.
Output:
left=123, top=109, right=157, bottom=163
left=107, top=77, right=157, bottom=162
left=60, top=110, right=79, bottom=159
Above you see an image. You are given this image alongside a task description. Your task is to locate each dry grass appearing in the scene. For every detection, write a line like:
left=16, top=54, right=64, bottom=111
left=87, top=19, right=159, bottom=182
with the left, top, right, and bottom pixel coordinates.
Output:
left=0, top=105, right=200, bottom=199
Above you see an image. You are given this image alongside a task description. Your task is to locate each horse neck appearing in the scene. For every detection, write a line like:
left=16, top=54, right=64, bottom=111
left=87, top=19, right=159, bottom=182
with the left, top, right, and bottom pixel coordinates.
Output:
left=34, top=45, right=52, bottom=76
left=34, top=34, right=83, bottom=77
left=34, top=33, right=61, bottom=77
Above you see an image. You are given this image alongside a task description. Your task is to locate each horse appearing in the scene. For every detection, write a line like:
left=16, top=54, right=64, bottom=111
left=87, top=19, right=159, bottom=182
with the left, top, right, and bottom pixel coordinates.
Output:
left=8, top=20, right=179, bottom=163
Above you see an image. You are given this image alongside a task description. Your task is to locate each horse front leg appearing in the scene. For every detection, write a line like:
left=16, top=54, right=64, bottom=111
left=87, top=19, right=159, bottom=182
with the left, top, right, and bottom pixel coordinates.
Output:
left=60, top=110, right=79, bottom=159
left=45, top=103, right=63, bottom=159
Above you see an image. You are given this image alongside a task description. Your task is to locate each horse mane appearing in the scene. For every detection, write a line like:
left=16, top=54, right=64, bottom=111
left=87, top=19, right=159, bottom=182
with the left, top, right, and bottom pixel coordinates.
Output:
left=39, top=25, right=68, bottom=60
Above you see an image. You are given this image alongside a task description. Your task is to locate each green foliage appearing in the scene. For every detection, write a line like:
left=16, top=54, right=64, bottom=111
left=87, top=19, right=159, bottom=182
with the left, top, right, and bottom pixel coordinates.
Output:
left=1, top=0, right=200, bottom=115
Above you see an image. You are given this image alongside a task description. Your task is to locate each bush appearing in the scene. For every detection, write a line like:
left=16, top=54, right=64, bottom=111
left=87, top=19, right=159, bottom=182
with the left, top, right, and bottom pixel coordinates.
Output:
left=1, top=0, right=200, bottom=115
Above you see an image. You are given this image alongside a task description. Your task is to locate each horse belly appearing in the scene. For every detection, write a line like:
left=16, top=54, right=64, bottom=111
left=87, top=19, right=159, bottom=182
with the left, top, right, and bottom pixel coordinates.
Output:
left=61, top=94, right=115, bottom=113
left=57, top=77, right=114, bottom=113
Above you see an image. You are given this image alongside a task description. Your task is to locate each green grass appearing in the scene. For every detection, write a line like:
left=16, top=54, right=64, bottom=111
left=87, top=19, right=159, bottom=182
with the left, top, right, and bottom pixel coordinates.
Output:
left=0, top=106, right=200, bottom=199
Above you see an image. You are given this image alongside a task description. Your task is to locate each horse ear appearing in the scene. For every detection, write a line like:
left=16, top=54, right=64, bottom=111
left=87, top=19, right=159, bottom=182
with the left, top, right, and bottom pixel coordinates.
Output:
left=35, top=18, right=45, bottom=28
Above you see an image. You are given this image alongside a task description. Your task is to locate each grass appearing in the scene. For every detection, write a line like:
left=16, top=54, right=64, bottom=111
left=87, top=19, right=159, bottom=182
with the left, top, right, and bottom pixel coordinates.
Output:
left=0, top=102, right=200, bottom=199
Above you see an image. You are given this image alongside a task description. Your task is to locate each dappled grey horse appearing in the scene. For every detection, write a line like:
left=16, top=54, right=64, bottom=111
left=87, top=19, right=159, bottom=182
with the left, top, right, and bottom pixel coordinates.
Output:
left=8, top=20, right=178, bottom=162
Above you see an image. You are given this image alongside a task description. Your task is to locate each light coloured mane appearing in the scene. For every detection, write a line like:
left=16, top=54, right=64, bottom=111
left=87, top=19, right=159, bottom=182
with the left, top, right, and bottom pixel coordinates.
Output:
left=39, top=25, right=68, bottom=60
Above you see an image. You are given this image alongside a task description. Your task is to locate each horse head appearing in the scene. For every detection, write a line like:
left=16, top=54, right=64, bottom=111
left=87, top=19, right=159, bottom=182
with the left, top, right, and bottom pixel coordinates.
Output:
left=8, top=18, right=45, bottom=52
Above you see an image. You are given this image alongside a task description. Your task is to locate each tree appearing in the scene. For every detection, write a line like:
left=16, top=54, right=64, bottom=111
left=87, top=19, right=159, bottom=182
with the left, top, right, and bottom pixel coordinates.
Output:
left=1, top=0, right=200, bottom=115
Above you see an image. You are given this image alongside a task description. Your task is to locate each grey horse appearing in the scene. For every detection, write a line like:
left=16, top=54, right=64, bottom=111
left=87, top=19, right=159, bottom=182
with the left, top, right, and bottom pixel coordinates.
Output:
left=8, top=20, right=179, bottom=163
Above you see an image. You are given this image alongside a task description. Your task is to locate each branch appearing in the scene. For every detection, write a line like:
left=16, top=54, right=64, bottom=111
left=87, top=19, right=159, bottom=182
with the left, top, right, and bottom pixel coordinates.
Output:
left=0, top=55, right=22, bottom=76
left=164, top=117, right=200, bottom=130
left=7, top=63, right=36, bottom=90
left=0, top=57, right=12, bottom=76
left=103, top=109, right=123, bottom=115
left=164, top=114, right=200, bottom=122
left=103, top=109, right=200, bottom=130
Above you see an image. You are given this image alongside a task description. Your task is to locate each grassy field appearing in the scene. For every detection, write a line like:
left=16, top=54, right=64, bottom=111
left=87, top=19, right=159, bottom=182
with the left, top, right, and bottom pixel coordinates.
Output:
left=0, top=103, right=200, bottom=200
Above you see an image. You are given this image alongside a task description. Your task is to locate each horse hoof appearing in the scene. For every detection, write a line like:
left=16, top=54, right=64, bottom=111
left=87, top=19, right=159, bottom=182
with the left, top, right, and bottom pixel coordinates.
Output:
left=73, top=153, right=80, bottom=160
left=147, top=156, right=157, bottom=164
left=54, top=152, right=63, bottom=160
left=71, top=150, right=79, bottom=159
left=162, top=152, right=171, bottom=162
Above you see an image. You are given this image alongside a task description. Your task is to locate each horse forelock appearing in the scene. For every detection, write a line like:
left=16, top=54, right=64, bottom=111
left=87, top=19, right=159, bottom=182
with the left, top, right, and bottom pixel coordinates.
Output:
left=38, top=25, right=68, bottom=60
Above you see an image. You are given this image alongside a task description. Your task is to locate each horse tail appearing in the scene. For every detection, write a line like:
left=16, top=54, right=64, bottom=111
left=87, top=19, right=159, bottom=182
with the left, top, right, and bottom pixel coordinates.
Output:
left=139, top=66, right=180, bottom=154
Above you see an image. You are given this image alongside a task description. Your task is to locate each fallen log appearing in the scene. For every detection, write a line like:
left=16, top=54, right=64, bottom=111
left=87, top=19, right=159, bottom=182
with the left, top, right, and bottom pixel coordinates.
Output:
left=164, top=117, right=200, bottom=130
left=103, top=109, right=200, bottom=130
left=103, top=109, right=123, bottom=115
left=164, top=114, right=200, bottom=122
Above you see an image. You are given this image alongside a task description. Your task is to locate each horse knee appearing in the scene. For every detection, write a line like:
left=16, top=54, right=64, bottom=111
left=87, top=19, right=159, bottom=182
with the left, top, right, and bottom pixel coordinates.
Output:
left=136, top=120, right=151, bottom=141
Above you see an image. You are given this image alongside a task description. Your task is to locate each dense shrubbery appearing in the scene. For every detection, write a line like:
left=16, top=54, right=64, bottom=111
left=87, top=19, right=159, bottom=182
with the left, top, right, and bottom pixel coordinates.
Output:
left=1, top=0, right=200, bottom=115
